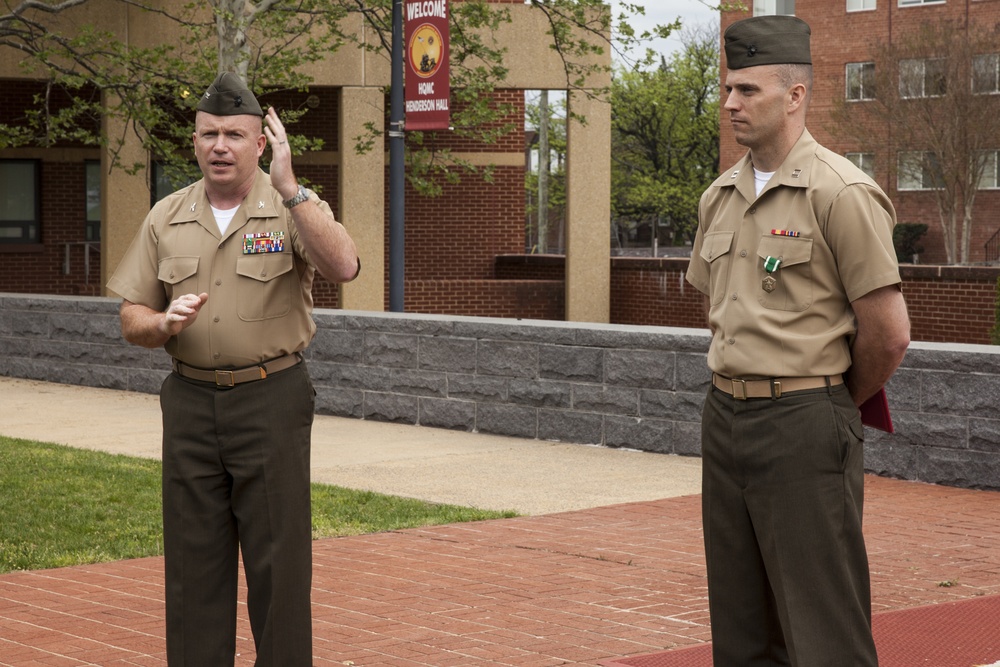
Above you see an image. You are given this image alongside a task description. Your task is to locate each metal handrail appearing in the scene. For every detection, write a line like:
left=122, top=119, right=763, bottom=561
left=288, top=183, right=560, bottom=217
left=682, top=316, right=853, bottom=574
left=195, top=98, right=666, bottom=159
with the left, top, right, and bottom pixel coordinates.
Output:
left=63, top=242, right=102, bottom=281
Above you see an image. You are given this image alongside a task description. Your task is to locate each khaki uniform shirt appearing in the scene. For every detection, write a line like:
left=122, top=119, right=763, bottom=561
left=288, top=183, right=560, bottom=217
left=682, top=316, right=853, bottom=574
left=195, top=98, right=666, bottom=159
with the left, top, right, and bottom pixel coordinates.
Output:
left=108, top=168, right=327, bottom=369
left=686, top=130, right=901, bottom=378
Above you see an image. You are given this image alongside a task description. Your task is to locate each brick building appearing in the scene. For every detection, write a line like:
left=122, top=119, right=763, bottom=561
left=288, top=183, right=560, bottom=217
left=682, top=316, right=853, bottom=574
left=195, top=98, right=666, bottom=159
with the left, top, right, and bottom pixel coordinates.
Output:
left=721, top=0, right=1000, bottom=266
left=0, top=0, right=612, bottom=322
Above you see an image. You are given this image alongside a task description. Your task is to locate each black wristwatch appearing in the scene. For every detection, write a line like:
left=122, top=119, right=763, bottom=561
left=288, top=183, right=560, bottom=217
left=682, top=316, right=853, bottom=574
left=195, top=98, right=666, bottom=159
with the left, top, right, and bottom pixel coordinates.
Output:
left=282, top=185, right=311, bottom=209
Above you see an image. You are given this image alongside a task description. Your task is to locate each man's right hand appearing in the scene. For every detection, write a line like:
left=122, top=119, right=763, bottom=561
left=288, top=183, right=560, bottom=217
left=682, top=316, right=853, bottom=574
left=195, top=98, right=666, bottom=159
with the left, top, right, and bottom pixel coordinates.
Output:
left=160, top=293, right=209, bottom=337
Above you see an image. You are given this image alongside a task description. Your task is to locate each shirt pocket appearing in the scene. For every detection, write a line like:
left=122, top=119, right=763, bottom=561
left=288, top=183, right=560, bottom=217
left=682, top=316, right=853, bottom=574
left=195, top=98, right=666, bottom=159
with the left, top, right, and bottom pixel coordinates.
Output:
left=157, top=256, right=200, bottom=299
left=699, top=231, right=735, bottom=306
left=235, top=252, right=295, bottom=321
left=756, top=235, right=814, bottom=312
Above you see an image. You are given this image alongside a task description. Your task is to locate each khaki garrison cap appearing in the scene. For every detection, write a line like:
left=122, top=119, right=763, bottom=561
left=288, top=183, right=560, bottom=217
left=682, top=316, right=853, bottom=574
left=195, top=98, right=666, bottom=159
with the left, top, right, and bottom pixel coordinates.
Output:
left=724, top=15, right=811, bottom=70
left=196, top=72, right=264, bottom=117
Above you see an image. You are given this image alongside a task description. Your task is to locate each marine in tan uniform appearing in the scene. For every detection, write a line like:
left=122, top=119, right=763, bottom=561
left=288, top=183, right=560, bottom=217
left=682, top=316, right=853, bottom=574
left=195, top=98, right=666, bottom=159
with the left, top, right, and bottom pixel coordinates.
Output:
left=108, top=72, right=359, bottom=666
left=686, top=16, right=910, bottom=667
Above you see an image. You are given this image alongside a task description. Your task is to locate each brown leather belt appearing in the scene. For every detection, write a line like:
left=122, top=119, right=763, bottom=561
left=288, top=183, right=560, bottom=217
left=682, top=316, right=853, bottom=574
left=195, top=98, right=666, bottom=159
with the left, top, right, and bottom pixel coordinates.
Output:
left=712, top=373, right=843, bottom=400
left=172, top=353, right=301, bottom=387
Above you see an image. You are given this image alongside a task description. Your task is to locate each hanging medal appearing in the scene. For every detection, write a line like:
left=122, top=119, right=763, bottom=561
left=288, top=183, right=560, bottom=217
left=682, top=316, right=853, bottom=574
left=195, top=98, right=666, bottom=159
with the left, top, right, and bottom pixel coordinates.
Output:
left=762, top=255, right=781, bottom=293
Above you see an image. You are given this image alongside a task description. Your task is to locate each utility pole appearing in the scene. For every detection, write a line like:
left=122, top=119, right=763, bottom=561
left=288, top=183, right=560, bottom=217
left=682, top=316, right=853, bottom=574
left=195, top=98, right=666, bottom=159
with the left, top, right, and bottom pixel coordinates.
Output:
left=389, top=0, right=405, bottom=311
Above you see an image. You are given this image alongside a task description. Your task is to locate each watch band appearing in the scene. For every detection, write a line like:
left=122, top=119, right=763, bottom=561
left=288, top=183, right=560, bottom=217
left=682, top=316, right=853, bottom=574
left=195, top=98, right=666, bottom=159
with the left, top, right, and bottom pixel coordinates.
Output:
left=282, top=185, right=310, bottom=209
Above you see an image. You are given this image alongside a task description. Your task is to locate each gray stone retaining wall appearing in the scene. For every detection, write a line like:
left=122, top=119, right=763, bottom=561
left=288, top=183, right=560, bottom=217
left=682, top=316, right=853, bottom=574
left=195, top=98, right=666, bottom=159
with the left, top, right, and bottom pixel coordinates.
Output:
left=2, top=293, right=999, bottom=490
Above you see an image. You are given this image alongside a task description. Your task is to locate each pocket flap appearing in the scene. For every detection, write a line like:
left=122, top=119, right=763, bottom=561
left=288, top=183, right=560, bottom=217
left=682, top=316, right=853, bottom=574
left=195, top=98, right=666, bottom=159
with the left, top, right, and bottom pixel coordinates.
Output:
left=700, top=231, right=735, bottom=263
left=157, top=256, right=199, bottom=285
left=756, top=236, right=813, bottom=268
left=236, top=252, right=294, bottom=283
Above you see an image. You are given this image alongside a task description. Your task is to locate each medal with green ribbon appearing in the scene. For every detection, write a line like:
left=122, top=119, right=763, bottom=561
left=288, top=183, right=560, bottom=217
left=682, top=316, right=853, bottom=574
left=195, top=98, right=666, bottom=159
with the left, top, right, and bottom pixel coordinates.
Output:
left=762, top=256, right=781, bottom=293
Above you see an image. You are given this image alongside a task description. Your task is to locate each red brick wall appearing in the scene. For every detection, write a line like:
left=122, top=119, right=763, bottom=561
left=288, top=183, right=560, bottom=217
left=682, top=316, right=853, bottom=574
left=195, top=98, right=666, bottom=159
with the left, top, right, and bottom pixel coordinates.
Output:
left=403, top=279, right=563, bottom=320
left=497, top=255, right=1000, bottom=345
left=0, top=161, right=99, bottom=296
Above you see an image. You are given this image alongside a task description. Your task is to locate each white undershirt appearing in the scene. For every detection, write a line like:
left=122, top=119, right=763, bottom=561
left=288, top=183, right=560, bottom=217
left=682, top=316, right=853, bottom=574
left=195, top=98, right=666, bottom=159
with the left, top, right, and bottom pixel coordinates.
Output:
left=753, top=167, right=775, bottom=197
left=211, top=205, right=240, bottom=235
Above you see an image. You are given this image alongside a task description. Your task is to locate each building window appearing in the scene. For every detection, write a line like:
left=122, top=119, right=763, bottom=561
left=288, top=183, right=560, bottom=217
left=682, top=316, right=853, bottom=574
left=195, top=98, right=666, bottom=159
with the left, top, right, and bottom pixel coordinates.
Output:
left=977, top=150, right=1000, bottom=189
left=848, top=0, right=876, bottom=10
left=898, top=151, right=943, bottom=190
left=0, top=160, right=41, bottom=244
left=85, top=161, right=101, bottom=242
left=846, top=152, right=876, bottom=179
left=973, top=54, right=1000, bottom=95
left=899, top=0, right=944, bottom=6
left=900, top=58, right=947, bottom=98
left=151, top=162, right=199, bottom=206
left=846, top=62, right=876, bottom=101
left=754, top=0, right=795, bottom=15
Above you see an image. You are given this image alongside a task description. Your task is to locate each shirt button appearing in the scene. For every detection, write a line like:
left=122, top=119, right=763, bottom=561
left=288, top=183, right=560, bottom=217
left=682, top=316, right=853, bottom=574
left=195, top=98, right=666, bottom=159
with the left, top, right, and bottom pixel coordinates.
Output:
left=215, top=279, right=222, bottom=286
left=731, top=293, right=738, bottom=301
left=213, top=352, right=221, bottom=359
left=740, top=250, right=747, bottom=257
left=728, top=338, right=735, bottom=345
left=213, top=316, right=220, bottom=323
left=749, top=207, right=756, bottom=214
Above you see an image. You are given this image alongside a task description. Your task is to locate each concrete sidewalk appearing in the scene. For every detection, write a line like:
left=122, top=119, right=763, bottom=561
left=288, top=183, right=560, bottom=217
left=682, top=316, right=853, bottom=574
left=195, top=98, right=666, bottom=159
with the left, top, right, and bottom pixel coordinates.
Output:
left=0, top=376, right=703, bottom=515
left=2, top=376, right=1000, bottom=666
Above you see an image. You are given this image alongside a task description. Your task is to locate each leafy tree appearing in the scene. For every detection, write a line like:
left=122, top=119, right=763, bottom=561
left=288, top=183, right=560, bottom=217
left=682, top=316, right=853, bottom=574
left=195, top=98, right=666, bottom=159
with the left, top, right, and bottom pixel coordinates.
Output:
left=610, top=23, right=719, bottom=248
left=525, top=90, right=567, bottom=253
left=0, top=0, right=680, bottom=195
left=829, top=20, right=1000, bottom=265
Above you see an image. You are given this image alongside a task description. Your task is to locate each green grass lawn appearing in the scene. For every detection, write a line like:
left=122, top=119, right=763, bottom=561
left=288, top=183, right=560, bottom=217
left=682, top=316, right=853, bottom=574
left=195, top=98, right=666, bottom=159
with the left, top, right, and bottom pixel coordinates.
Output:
left=0, top=435, right=517, bottom=574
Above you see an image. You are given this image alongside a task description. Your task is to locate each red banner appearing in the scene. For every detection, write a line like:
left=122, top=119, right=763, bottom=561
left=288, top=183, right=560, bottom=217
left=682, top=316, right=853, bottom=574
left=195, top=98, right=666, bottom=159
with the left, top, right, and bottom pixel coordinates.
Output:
left=404, top=0, right=450, bottom=131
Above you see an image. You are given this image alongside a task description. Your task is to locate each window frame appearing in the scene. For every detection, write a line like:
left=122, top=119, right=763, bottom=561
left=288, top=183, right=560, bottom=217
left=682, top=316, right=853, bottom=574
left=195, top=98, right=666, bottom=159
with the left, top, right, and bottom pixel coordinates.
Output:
left=897, top=151, right=944, bottom=191
left=899, top=57, right=947, bottom=99
left=846, top=62, right=876, bottom=101
left=848, top=0, right=877, bottom=11
left=753, top=0, right=796, bottom=16
left=85, top=160, right=101, bottom=242
left=898, top=0, right=945, bottom=6
left=973, top=53, right=1000, bottom=95
left=0, top=159, right=42, bottom=245
left=976, top=150, right=1000, bottom=190
left=846, top=152, right=876, bottom=179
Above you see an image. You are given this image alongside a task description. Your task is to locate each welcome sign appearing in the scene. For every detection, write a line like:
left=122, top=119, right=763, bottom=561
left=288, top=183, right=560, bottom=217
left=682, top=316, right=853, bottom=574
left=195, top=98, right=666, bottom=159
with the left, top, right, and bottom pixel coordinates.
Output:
left=404, top=0, right=450, bottom=131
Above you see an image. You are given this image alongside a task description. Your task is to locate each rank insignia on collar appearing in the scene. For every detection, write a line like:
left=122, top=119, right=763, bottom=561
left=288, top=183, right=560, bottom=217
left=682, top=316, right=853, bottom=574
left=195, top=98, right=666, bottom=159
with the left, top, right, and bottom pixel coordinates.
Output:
left=258, top=201, right=264, bottom=209
left=190, top=204, right=196, bottom=213
left=731, top=170, right=740, bottom=179
left=243, top=231, right=285, bottom=254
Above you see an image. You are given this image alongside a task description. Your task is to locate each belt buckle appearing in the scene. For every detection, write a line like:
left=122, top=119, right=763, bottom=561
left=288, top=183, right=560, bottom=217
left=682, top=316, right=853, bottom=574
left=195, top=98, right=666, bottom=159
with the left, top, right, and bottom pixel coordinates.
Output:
left=214, top=370, right=236, bottom=387
left=731, top=378, right=748, bottom=400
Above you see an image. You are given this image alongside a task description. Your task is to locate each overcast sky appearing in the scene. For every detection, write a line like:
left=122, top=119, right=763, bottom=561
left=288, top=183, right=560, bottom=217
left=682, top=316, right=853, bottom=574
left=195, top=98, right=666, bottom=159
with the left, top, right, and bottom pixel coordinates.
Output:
left=609, top=0, right=720, bottom=62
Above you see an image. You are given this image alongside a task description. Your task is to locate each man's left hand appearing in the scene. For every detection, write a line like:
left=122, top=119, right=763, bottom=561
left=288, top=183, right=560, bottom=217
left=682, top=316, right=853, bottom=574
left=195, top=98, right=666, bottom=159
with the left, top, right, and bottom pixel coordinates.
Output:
left=264, top=106, right=298, bottom=201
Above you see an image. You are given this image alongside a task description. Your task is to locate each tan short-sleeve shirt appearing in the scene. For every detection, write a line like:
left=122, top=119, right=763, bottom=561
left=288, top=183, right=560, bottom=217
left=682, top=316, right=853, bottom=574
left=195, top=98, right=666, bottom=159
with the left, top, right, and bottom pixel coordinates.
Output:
left=108, top=168, right=327, bottom=369
left=687, top=130, right=901, bottom=378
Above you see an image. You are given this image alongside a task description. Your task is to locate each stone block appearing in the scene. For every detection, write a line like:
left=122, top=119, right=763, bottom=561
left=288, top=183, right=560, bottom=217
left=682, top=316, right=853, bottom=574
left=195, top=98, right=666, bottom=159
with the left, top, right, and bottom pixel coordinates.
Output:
left=921, top=371, right=1000, bottom=420
left=572, top=384, right=639, bottom=416
left=315, top=386, right=364, bottom=419
left=477, top=403, right=537, bottom=438
left=477, top=340, right=538, bottom=378
left=605, top=349, right=675, bottom=390
left=448, top=374, right=508, bottom=403
left=604, top=416, right=673, bottom=454
left=538, top=344, right=602, bottom=382
left=310, top=329, right=365, bottom=364
left=419, top=337, right=478, bottom=373
left=363, top=392, right=418, bottom=424
left=364, top=332, right=418, bottom=369
left=419, top=397, right=476, bottom=431
left=388, top=369, right=447, bottom=398
left=508, top=378, right=571, bottom=408
left=537, top=410, right=603, bottom=445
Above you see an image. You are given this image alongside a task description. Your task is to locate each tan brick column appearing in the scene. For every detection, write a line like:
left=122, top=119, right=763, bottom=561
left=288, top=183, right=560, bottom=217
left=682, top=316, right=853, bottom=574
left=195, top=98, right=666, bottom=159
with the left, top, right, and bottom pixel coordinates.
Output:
left=338, top=86, right=386, bottom=311
left=565, top=90, right=611, bottom=323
